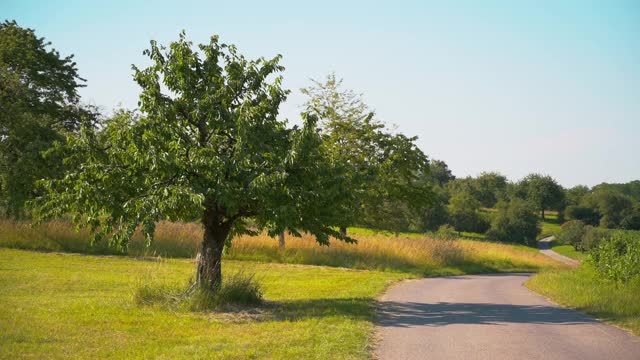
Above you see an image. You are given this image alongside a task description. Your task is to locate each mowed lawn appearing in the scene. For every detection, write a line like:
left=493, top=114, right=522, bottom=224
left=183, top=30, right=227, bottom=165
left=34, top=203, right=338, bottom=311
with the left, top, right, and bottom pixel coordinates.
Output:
left=0, top=248, right=408, bottom=359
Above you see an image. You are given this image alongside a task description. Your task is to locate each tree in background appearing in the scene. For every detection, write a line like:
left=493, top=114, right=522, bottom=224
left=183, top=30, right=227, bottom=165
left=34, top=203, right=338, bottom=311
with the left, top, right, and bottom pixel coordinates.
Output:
left=473, top=172, right=508, bottom=208
left=302, top=73, right=432, bottom=234
left=447, top=190, right=490, bottom=234
left=565, top=205, right=600, bottom=226
left=419, top=183, right=449, bottom=231
left=565, top=185, right=590, bottom=206
left=0, top=20, right=96, bottom=217
left=514, top=174, right=565, bottom=220
left=35, top=33, right=354, bottom=290
left=486, top=199, right=540, bottom=246
left=581, top=190, right=634, bottom=228
left=426, top=159, right=455, bottom=187
left=592, top=180, right=640, bottom=202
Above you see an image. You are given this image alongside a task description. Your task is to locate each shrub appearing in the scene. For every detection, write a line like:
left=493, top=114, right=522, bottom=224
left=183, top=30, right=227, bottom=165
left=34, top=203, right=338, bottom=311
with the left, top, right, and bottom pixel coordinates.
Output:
left=434, top=224, right=458, bottom=240
left=556, top=220, right=586, bottom=249
left=565, top=205, right=599, bottom=225
left=486, top=199, right=540, bottom=246
left=590, top=231, right=640, bottom=283
left=580, top=226, right=612, bottom=252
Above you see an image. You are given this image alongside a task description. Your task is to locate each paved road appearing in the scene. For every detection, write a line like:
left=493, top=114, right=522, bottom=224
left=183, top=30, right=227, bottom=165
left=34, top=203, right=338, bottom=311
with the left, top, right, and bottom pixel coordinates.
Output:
left=376, top=273, right=640, bottom=360
left=538, top=236, right=580, bottom=267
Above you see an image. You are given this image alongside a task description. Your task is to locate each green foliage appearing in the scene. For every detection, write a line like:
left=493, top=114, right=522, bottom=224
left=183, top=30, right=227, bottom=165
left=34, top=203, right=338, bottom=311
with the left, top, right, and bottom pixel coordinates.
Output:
left=0, top=20, right=95, bottom=217
left=446, top=172, right=507, bottom=208
left=565, top=185, right=590, bottom=206
left=473, top=172, right=508, bottom=207
left=590, top=231, right=640, bottom=283
left=426, top=159, right=455, bottom=186
left=565, top=205, right=600, bottom=225
left=419, top=184, right=449, bottom=231
left=620, top=205, right=640, bottom=230
left=301, top=73, right=432, bottom=234
left=33, top=32, right=354, bottom=289
left=513, top=173, right=565, bottom=219
left=555, top=220, right=586, bottom=249
left=581, top=190, right=634, bottom=228
left=592, top=180, right=640, bottom=202
left=434, top=224, right=458, bottom=240
left=486, top=199, right=540, bottom=246
left=580, top=226, right=612, bottom=252
left=447, top=191, right=490, bottom=233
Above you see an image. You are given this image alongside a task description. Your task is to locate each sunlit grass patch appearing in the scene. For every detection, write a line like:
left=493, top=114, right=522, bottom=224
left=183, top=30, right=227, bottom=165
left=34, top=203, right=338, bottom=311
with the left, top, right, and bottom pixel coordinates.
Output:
left=0, top=248, right=407, bottom=359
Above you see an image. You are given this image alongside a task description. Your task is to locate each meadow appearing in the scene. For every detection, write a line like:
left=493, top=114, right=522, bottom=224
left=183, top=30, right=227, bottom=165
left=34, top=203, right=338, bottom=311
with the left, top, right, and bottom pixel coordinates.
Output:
left=0, top=219, right=562, bottom=358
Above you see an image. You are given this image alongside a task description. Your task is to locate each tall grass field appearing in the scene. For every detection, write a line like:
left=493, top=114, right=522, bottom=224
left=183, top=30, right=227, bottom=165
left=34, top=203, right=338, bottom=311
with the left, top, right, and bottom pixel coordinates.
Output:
left=0, top=219, right=560, bottom=275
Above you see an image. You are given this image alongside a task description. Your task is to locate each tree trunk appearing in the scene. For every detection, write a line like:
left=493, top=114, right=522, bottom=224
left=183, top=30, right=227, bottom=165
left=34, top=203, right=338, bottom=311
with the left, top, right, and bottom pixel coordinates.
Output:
left=278, top=231, right=285, bottom=250
left=196, top=208, right=232, bottom=291
left=541, top=209, right=545, bottom=221
left=339, top=226, right=347, bottom=237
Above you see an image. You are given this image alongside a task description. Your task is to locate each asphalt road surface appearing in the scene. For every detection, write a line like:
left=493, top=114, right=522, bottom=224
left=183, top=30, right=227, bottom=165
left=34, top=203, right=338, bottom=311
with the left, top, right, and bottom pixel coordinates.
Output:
left=376, top=273, right=640, bottom=360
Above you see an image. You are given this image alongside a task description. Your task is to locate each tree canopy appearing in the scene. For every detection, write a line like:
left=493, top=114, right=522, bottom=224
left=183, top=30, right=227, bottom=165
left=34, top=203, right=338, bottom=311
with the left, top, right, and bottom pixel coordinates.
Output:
left=35, top=33, right=353, bottom=290
left=514, top=173, right=565, bottom=220
left=302, top=73, right=433, bottom=234
left=0, top=20, right=94, bottom=217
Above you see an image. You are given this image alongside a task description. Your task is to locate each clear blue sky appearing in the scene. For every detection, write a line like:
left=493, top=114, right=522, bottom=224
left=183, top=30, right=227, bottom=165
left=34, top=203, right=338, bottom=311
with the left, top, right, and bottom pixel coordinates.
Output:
left=3, top=0, right=639, bottom=187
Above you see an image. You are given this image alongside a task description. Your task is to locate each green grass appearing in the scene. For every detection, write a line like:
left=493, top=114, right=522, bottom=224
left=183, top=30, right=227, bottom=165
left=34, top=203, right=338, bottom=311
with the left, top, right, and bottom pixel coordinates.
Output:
left=549, top=241, right=586, bottom=261
left=0, top=248, right=410, bottom=359
left=527, top=264, right=640, bottom=335
left=539, top=219, right=562, bottom=239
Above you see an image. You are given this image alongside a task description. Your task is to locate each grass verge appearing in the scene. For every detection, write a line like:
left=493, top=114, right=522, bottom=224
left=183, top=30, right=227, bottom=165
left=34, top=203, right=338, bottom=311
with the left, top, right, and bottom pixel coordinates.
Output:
left=526, top=264, right=640, bottom=335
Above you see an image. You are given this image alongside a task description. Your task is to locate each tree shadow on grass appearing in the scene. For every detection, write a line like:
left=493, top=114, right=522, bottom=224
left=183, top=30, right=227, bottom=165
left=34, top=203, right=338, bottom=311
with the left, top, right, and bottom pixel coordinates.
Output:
left=377, top=301, right=598, bottom=328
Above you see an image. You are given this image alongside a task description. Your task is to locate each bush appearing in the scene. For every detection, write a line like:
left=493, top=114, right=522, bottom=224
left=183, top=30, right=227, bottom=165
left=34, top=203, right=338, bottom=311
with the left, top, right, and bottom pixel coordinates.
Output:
left=580, top=226, right=612, bottom=252
left=434, top=224, right=458, bottom=240
left=590, top=231, right=640, bottom=283
left=448, top=210, right=490, bottom=234
left=486, top=199, right=540, bottom=246
left=556, top=220, right=586, bottom=249
left=565, top=205, right=599, bottom=225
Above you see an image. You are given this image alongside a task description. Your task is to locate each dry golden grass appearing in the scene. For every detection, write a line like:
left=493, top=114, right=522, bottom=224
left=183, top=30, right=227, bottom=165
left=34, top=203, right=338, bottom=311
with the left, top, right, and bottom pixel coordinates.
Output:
left=0, top=219, right=561, bottom=275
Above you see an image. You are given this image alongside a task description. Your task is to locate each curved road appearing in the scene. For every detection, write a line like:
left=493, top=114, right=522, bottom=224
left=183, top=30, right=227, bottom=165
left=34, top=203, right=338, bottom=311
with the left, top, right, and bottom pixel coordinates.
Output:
left=376, top=273, right=640, bottom=360
left=538, top=236, right=580, bottom=267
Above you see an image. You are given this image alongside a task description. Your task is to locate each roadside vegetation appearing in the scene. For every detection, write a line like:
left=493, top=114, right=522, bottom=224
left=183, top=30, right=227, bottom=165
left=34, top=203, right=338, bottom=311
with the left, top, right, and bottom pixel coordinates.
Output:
left=527, top=265, right=640, bottom=335
left=528, top=220, right=640, bottom=335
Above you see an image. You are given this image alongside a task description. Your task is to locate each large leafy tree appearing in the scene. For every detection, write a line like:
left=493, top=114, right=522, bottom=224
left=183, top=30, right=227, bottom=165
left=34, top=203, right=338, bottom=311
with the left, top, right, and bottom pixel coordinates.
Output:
left=35, top=33, right=353, bottom=290
left=514, top=173, right=565, bottom=220
left=0, top=20, right=94, bottom=217
left=301, top=73, right=432, bottom=234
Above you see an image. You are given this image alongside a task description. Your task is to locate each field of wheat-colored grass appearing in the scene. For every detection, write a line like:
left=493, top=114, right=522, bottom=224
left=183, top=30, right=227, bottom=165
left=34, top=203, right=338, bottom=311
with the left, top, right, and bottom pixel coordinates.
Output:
left=0, top=219, right=561, bottom=275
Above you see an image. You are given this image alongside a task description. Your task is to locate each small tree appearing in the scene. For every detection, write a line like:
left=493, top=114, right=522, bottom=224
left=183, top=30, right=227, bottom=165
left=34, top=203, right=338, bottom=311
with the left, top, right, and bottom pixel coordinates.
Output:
left=486, top=199, right=540, bottom=246
left=302, top=73, right=432, bottom=234
left=34, top=33, right=353, bottom=290
left=447, top=191, right=489, bottom=234
left=515, top=174, right=565, bottom=220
